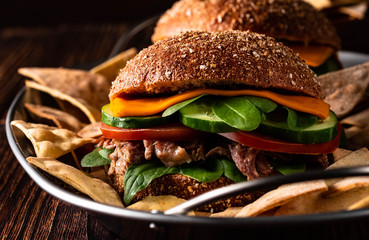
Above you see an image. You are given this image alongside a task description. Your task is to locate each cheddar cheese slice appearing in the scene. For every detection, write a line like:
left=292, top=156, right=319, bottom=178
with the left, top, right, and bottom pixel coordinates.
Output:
left=287, top=44, right=334, bottom=67
left=110, top=89, right=330, bottom=119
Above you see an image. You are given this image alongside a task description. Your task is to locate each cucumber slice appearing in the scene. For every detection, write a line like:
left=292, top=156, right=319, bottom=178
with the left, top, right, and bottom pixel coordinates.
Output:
left=179, top=100, right=236, bottom=133
left=257, top=111, right=338, bottom=144
left=102, top=104, right=175, bottom=128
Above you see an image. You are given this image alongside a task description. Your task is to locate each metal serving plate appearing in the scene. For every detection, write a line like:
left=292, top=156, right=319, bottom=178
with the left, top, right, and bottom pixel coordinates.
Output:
left=6, top=15, right=369, bottom=239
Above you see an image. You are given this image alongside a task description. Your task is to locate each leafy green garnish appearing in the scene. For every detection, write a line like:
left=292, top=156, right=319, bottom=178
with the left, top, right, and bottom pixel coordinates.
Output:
left=211, top=97, right=262, bottom=131
left=242, top=96, right=277, bottom=113
left=180, top=158, right=224, bottom=182
left=123, top=157, right=247, bottom=205
left=81, top=148, right=114, bottom=167
left=123, top=162, right=179, bottom=205
left=220, top=158, right=247, bottom=182
left=162, top=94, right=206, bottom=117
left=284, top=107, right=317, bottom=130
left=271, top=160, right=306, bottom=175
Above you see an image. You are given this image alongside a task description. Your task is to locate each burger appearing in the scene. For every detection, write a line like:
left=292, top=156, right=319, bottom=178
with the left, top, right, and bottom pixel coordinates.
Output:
left=82, top=30, right=342, bottom=212
left=151, top=0, right=342, bottom=75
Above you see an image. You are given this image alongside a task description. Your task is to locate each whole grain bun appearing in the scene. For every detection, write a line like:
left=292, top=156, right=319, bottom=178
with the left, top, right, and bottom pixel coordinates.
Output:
left=110, top=30, right=322, bottom=99
left=151, top=0, right=340, bottom=50
left=112, top=173, right=265, bottom=212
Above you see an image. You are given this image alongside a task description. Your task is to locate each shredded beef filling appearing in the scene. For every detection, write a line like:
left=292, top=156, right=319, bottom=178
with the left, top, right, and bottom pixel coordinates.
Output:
left=106, top=140, right=146, bottom=176
left=144, top=140, right=192, bottom=167
left=229, top=143, right=274, bottom=180
left=100, top=138, right=329, bottom=181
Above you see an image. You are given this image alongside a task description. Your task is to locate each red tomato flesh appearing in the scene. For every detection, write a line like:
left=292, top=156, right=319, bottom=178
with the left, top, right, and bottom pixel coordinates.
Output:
left=100, top=123, right=205, bottom=141
left=219, top=124, right=342, bottom=155
left=101, top=123, right=341, bottom=155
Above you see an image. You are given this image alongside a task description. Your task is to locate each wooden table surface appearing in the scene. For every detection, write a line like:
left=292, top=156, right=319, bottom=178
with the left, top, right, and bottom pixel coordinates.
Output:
left=1, top=10, right=369, bottom=240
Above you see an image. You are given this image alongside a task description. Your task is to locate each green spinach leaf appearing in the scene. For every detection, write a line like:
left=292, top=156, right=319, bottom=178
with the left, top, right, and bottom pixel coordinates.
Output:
left=123, top=162, right=179, bottom=205
left=284, top=107, right=317, bottom=130
left=271, top=160, right=306, bottom=175
left=211, top=97, right=262, bottom=131
left=162, top=94, right=206, bottom=117
left=242, top=96, right=277, bottom=113
left=220, top=158, right=247, bottom=182
left=81, top=148, right=113, bottom=167
left=180, top=159, right=224, bottom=182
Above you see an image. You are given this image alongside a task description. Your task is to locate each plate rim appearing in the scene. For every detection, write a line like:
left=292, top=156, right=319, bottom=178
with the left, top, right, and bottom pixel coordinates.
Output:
left=6, top=87, right=369, bottom=226
left=6, top=16, right=369, bottom=225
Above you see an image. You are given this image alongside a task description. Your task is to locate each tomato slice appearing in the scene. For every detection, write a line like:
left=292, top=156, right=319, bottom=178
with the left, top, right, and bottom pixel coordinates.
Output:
left=219, top=124, right=342, bottom=155
left=100, top=123, right=205, bottom=141
left=101, top=122, right=341, bottom=154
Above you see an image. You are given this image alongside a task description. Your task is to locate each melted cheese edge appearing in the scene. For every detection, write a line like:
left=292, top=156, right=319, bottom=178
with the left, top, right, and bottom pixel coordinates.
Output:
left=110, top=89, right=330, bottom=119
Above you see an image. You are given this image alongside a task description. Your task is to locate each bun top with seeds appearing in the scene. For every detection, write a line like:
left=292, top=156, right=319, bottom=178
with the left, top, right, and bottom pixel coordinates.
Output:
left=152, top=0, right=340, bottom=50
left=110, top=30, right=322, bottom=100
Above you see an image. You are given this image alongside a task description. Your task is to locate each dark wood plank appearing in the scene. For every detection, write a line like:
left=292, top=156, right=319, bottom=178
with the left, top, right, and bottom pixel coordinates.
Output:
left=0, top=23, right=129, bottom=239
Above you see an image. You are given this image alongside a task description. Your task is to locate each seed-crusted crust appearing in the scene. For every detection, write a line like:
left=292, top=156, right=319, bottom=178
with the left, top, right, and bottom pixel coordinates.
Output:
left=112, top=174, right=265, bottom=212
left=151, top=0, right=340, bottom=50
left=110, top=30, right=322, bottom=100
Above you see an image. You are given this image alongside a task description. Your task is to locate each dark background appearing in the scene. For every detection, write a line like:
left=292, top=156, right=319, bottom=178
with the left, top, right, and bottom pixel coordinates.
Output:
left=1, top=0, right=177, bottom=26
left=1, top=0, right=368, bottom=54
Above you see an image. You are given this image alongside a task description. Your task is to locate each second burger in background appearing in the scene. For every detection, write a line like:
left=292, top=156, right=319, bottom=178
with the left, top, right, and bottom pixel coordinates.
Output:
left=83, top=30, right=342, bottom=212
left=152, top=0, right=342, bottom=75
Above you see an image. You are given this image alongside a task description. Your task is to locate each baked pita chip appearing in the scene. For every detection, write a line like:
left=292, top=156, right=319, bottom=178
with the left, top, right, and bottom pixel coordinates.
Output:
left=274, top=148, right=369, bottom=215
left=326, top=177, right=369, bottom=197
left=341, top=107, right=369, bottom=128
left=327, top=148, right=369, bottom=170
left=127, top=195, right=189, bottom=212
left=348, top=195, right=369, bottom=210
left=332, top=148, right=353, bottom=162
left=19, top=68, right=110, bottom=122
left=27, top=157, right=123, bottom=207
left=345, top=125, right=369, bottom=150
left=24, top=103, right=86, bottom=132
left=344, top=126, right=363, bottom=139
left=90, top=48, right=137, bottom=81
left=318, top=61, right=369, bottom=118
left=274, top=188, right=369, bottom=216
left=77, top=122, right=103, bottom=138
left=25, top=80, right=100, bottom=123
left=11, top=120, right=92, bottom=158
left=234, top=180, right=328, bottom=217
left=210, top=207, right=243, bottom=218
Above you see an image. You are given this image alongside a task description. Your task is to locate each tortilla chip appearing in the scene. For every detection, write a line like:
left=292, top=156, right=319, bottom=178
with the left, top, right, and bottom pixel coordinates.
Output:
left=348, top=195, right=369, bottom=210
left=11, top=120, right=92, bottom=158
left=25, top=81, right=100, bottom=123
left=341, top=107, right=369, bottom=128
left=234, top=180, right=328, bottom=217
left=318, top=61, right=369, bottom=118
left=26, top=157, right=123, bottom=207
left=345, top=125, right=369, bottom=150
left=344, top=126, right=363, bottom=139
left=127, top=195, right=187, bottom=212
left=325, top=148, right=369, bottom=186
left=24, top=103, right=86, bottom=132
left=77, top=122, right=103, bottom=138
left=19, top=68, right=110, bottom=122
left=90, top=48, right=137, bottom=81
left=326, top=177, right=369, bottom=197
left=274, top=148, right=369, bottom=215
left=327, top=148, right=369, bottom=170
left=332, top=148, right=353, bottom=162
left=275, top=188, right=369, bottom=216
left=210, top=207, right=243, bottom=218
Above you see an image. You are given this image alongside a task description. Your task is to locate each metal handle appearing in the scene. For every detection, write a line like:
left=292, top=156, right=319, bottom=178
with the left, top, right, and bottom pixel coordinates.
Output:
left=164, top=166, right=369, bottom=216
